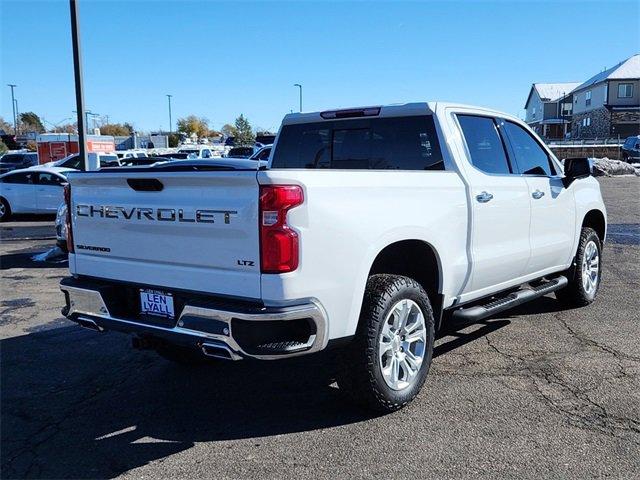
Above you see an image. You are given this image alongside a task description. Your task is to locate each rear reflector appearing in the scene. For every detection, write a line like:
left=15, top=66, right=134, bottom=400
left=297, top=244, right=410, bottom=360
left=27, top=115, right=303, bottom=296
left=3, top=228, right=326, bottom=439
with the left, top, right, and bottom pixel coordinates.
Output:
left=320, top=107, right=381, bottom=119
left=259, top=185, right=304, bottom=273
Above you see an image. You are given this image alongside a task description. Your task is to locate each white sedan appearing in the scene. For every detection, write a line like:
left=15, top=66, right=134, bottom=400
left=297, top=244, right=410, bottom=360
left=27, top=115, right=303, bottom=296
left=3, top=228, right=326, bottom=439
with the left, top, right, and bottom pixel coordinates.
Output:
left=0, top=167, right=74, bottom=221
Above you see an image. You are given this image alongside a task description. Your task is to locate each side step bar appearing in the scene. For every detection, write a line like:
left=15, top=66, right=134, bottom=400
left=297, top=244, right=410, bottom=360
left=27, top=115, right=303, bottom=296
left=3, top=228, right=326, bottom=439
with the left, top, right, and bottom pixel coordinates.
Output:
left=452, top=276, right=568, bottom=322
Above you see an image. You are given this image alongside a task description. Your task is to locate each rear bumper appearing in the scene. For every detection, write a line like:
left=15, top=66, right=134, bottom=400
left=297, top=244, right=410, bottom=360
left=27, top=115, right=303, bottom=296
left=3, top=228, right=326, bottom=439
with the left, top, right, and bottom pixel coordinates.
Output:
left=59, top=277, right=328, bottom=360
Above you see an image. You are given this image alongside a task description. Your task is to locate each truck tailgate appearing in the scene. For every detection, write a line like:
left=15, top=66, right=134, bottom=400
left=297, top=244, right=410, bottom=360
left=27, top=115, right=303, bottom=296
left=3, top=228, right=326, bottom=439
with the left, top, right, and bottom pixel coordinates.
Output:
left=68, top=171, right=261, bottom=299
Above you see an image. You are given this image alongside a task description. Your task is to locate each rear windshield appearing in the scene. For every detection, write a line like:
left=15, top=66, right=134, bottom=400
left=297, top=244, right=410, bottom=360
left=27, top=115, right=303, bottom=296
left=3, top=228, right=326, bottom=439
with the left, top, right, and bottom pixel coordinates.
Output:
left=272, top=115, right=444, bottom=170
left=0, top=154, right=24, bottom=163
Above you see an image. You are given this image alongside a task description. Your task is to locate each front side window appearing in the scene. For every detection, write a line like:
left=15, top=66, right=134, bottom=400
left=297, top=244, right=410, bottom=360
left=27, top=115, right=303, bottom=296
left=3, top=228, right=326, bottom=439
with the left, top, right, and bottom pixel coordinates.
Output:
left=272, top=115, right=444, bottom=170
left=37, top=172, right=66, bottom=186
left=586, top=90, right=592, bottom=106
left=503, top=121, right=555, bottom=176
left=457, top=115, right=511, bottom=175
left=618, top=83, right=634, bottom=98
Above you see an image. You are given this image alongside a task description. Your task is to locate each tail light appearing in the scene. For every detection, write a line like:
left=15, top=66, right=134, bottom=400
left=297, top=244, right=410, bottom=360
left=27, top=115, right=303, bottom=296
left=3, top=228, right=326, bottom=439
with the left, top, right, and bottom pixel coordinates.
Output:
left=259, top=185, right=303, bottom=273
left=64, top=184, right=74, bottom=253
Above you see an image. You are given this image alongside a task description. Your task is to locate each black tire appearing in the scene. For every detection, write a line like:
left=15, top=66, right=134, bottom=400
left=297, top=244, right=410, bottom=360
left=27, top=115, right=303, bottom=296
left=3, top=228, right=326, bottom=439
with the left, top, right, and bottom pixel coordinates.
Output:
left=155, top=343, right=213, bottom=365
left=336, top=274, right=435, bottom=413
left=0, top=197, right=11, bottom=222
left=556, top=227, right=602, bottom=307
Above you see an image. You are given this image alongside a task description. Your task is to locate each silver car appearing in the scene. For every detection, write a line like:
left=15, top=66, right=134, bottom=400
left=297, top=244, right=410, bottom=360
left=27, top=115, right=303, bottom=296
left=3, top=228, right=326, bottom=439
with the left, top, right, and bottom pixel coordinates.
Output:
left=55, top=201, right=67, bottom=252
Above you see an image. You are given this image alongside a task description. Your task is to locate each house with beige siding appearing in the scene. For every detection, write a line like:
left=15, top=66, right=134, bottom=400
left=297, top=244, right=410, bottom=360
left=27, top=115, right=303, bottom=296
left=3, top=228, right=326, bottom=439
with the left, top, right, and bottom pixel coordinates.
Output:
left=524, top=82, right=580, bottom=139
left=571, top=54, right=640, bottom=139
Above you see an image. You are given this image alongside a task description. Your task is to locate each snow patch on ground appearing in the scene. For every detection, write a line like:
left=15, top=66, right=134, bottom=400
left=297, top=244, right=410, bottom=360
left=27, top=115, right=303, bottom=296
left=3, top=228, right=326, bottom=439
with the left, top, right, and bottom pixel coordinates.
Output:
left=31, top=247, right=68, bottom=263
left=589, top=158, right=640, bottom=177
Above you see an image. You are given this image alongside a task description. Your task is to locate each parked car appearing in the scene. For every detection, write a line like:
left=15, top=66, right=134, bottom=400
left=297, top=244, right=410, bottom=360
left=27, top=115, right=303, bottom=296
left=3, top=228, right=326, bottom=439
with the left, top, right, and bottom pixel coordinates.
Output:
left=56, top=201, right=68, bottom=252
left=114, top=156, right=166, bottom=167
left=621, top=135, right=640, bottom=163
left=41, top=153, right=120, bottom=170
left=177, top=146, right=216, bottom=159
left=0, top=151, right=39, bottom=175
left=227, top=146, right=258, bottom=158
left=116, top=151, right=149, bottom=160
left=0, top=166, right=73, bottom=221
left=155, top=152, right=192, bottom=160
left=248, top=145, right=272, bottom=161
left=60, top=102, right=606, bottom=412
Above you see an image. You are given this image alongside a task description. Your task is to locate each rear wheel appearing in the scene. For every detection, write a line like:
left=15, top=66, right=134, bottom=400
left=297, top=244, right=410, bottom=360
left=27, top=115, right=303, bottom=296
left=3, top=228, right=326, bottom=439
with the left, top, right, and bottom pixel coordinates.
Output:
left=0, top=198, right=10, bottom=222
left=556, top=227, right=602, bottom=307
left=336, top=274, right=435, bottom=413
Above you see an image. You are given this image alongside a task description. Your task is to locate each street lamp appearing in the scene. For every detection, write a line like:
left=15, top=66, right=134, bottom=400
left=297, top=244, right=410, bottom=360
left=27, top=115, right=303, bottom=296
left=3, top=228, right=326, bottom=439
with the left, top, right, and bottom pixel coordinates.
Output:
left=69, top=0, right=89, bottom=170
left=13, top=99, right=19, bottom=134
left=294, top=84, right=302, bottom=112
left=7, top=84, right=17, bottom=134
left=166, top=94, right=173, bottom=133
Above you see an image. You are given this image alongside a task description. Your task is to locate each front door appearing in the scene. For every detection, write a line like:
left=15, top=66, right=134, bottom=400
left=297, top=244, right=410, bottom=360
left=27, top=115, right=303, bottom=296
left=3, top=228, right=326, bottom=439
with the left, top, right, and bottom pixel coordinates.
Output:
left=35, top=172, right=66, bottom=212
left=500, top=120, right=576, bottom=274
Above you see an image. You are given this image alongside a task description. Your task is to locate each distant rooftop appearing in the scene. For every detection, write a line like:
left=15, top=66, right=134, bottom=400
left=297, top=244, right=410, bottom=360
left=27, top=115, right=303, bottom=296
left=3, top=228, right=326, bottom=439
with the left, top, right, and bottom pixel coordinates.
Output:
left=534, top=82, right=582, bottom=102
left=574, top=53, right=640, bottom=91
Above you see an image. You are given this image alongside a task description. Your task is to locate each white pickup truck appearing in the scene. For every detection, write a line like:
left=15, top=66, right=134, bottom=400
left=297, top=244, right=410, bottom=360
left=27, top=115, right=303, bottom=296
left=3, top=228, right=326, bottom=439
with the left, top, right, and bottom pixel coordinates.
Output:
left=60, top=102, right=606, bottom=412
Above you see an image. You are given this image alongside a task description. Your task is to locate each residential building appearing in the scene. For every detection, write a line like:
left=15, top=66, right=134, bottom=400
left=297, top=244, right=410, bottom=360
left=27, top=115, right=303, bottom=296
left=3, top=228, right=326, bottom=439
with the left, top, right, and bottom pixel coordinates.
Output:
left=524, top=82, right=581, bottom=139
left=571, top=54, right=640, bottom=139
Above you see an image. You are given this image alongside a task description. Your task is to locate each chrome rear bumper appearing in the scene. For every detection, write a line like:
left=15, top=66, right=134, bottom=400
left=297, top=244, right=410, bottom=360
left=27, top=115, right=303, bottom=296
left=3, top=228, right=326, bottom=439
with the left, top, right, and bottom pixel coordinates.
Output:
left=60, top=279, right=328, bottom=361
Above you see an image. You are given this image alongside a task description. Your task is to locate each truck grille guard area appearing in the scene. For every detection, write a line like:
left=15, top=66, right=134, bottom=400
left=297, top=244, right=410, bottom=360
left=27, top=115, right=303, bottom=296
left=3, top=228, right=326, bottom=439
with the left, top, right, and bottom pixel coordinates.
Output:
left=60, top=278, right=328, bottom=361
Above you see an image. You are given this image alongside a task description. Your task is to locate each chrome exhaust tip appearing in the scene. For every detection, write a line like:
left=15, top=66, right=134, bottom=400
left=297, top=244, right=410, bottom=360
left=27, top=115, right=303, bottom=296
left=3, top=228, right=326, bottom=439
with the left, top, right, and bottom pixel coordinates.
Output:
left=76, top=316, right=104, bottom=332
left=201, top=342, right=238, bottom=361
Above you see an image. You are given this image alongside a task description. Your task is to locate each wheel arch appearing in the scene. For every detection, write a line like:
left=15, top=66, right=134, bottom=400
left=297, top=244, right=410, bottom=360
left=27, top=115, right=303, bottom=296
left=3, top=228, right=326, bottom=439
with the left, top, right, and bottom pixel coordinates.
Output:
left=582, top=209, right=606, bottom=243
left=367, top=239, right=444, bottom=330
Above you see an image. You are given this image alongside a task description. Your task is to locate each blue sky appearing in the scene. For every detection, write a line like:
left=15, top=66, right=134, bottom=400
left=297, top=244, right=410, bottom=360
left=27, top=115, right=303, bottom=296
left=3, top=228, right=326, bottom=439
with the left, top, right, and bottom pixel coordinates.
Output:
left=1, top=0, right=638, bottom=133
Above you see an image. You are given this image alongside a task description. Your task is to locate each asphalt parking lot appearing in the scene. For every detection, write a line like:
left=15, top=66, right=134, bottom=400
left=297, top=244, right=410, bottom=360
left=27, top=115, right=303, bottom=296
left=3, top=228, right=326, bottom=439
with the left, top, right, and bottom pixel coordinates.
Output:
left=1, top=177, right=639, bottom=479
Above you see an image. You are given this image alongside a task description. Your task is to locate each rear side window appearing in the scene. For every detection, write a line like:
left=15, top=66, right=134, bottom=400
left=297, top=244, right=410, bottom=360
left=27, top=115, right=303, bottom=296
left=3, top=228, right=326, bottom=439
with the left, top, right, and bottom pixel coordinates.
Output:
left=272, top=116, right=444, bottom=170
left=457, top=115, right=511, bottom=175
left=1, top=172, right=35, bottom=184
left=503, top=121, right=555, bottom=176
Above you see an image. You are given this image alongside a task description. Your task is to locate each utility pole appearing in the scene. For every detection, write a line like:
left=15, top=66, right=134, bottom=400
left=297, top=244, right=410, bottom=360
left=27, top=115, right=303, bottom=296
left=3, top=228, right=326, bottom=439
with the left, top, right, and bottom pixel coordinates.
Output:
left=7, top=84, right=17, bottom=135
left=69, top=0, right=89, bottom=170
left=166, top=94, right=173, bottom=133
left=13, top=99, right=19, bottom=134
left=294, top=84, right=302, bottom=112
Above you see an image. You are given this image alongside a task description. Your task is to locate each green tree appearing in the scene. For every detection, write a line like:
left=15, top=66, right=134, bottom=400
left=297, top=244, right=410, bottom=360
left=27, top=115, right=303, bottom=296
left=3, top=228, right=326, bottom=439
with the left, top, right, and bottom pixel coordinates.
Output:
left=168, top=133, right=180, bottom=148
left=0, top=139, right=7, bottom=155
left=19, top=112, right=45, bottom=133
left=234, top=114, right=255, bottom=146
left=221, top=123, right=237, bottom=138
left=176, top=115, right=209, bottom=138
left=0, top=116, right=12, bottom=134
left=100, top=123, right=133, bottom=136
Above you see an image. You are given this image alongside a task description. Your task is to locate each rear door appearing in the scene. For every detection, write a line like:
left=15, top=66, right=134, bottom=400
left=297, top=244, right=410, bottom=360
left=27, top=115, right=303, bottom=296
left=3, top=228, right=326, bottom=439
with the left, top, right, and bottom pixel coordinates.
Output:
left=69, top=170, right=261, bottom=299
left=35, top=172, right=66, bottom=212
left=1, top=171, right=37, bottom=213
left=500, top=120, right=576, bottom=273
left=456, top=114, right=531, bottom=297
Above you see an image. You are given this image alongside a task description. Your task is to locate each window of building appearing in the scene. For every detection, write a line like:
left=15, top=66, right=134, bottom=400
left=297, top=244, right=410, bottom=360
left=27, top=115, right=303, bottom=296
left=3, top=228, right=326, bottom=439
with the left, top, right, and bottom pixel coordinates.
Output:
left=585, top=91, right=592, bottom=106
left=618, top=83, right=634, bottom=98
left=457, top=115, right=511, bottom=175
left=532, top=107, right=536, bottom=119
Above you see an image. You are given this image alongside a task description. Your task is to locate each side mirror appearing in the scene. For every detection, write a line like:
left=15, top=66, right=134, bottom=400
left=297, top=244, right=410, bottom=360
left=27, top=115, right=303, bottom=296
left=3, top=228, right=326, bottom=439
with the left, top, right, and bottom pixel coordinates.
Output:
left=562, top=157, right=591, bottom=188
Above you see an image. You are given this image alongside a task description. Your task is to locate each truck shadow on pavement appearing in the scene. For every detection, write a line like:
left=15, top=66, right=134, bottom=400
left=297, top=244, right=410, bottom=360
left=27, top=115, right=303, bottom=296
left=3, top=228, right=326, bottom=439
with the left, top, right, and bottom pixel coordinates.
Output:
left=1, top=297, right=558, bottom=479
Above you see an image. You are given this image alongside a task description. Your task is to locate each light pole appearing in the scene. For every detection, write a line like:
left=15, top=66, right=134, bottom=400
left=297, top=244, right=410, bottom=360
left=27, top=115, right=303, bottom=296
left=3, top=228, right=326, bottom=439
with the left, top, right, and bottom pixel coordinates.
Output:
left=166, top=94, right=173, bottom=133
left=7, top=84, right=17, bottom=134
left=14, top=99, right=19, bottom=134
left=69, top=0, right=89, bottom=170
left=294, top=84, right=302, bottom=112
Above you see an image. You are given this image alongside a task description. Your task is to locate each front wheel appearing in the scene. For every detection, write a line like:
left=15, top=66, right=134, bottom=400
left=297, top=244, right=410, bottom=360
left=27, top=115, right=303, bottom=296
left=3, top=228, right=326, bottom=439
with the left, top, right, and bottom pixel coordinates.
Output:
left=336, top=274, right=435, bottom=413
left=556, top=227, right=602, bottom=307
left=0, top=198, right=11, bottom=222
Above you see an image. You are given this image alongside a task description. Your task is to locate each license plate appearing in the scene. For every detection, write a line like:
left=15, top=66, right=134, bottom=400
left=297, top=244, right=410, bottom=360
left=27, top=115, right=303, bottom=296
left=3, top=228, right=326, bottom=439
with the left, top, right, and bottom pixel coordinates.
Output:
left=140, top=289, right=175, bottom=319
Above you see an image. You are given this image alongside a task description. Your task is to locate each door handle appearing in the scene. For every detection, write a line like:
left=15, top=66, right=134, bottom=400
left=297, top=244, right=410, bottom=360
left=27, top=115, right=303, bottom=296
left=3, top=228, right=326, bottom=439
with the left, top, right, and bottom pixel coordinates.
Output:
left=476, top=191, right=493, bottom=203
left=532, top=190, right=545, bottom=199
